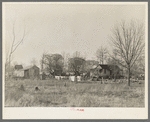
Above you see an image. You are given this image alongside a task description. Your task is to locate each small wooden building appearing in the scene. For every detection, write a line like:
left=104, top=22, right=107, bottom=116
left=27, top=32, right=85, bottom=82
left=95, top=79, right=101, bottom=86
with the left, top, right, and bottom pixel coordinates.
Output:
left=24, top=65, right=40, bottom=79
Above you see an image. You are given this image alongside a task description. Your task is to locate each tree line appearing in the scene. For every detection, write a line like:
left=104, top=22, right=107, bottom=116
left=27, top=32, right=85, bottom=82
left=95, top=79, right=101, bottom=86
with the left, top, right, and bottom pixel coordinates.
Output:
left=5, top=20, right=145, bottom=86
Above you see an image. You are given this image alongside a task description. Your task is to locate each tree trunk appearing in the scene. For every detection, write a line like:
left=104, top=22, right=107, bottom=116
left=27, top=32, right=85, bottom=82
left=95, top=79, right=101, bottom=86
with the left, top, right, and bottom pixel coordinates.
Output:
left=127, top=67, right=130, bottom=86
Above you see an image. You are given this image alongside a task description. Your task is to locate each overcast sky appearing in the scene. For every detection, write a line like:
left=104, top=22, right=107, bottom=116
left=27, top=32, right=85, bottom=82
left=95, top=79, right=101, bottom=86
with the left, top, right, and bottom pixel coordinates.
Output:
left=3, top=2, right=146, bottom=67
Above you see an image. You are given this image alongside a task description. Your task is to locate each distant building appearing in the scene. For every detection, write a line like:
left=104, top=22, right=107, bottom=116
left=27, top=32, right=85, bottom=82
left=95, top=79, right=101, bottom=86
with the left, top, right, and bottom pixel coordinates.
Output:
left=14, top=65, right=23, bottom=70
left=13, top=65, right=40, bottom=80
left=13, top=65, right=24, bottom=79
left=23, top=65, right=40, bottom=79
left=90, top=64, right=123, bottom=79
left=90, top=64, right=102, bottom=79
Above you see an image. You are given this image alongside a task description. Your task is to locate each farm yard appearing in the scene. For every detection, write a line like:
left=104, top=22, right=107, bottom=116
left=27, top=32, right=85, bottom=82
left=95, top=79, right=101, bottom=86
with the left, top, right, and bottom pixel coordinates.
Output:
left=5, top=78, right=145, bottom=107
left=3, top=3, right=147, bottom=120
left=4, top=4, right=146, bottom=109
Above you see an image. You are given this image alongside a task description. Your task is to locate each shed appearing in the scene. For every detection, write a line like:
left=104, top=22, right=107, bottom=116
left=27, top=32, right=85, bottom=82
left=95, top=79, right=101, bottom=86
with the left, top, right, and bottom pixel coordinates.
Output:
left=23, top=65, right=40, bottom=79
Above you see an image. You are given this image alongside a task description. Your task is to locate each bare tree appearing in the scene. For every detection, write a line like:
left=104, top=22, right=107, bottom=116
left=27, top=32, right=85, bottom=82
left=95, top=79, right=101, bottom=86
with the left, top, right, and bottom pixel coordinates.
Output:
left=107, top=53, right=121, bottom=81
left=61, top=52, right=71, bottom=72
left=40, top=53, right=53, bottom=75
left=109, top=20, right=145, bottom=86
left=73, top=51, right=81, bottom=58
left=6, top=19, right=30, bottom=77
left=96, top=46, right=107, bottom=64
left=40, top=52, right=46, bottom=70
left=41, top=53, right=64, bottom=76
left=68, top=52, right=86, bottom=78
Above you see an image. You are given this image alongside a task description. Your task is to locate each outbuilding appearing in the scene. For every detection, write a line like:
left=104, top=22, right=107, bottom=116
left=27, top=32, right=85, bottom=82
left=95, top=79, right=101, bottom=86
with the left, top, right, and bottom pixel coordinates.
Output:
left=24, top=65, right=40, bottom=79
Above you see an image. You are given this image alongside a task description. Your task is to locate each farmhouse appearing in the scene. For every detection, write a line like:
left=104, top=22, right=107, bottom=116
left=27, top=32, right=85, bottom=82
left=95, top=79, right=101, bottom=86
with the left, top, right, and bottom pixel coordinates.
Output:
left=24, top=65, right=40, bottom=79
left=90, top=64, right=102, bottom=78
left=90, top=64, right=123, bottom=79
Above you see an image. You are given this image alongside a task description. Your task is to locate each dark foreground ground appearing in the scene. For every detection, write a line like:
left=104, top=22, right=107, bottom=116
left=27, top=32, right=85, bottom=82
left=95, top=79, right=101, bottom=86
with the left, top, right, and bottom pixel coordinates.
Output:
left=5, top=79, right=145, bottom=107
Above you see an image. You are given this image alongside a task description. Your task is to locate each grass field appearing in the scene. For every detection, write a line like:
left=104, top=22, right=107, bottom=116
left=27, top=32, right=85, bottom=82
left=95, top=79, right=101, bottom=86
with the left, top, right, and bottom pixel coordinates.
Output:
left=5, top=78, right=145, bottom=107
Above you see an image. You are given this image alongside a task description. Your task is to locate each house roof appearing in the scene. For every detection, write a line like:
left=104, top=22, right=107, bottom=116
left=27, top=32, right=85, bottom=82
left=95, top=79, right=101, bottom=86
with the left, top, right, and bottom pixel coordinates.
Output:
left=90, top=64, right=102, bottom=71
left=23, top=65, right=39, bottom=70
left=23, top=65, right=33, bottom=70
left=92, top=65, right=98, bottom=69
left=90, top=64, right=122, bottom=71
left=100, top=65, right=111, bottom=70
left=15, top=65, right=23, bottom=70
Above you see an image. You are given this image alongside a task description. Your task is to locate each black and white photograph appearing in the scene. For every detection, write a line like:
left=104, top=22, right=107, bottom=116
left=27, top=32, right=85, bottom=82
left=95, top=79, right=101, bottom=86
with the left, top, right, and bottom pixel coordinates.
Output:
left=2, top=2, right=148, bottom=119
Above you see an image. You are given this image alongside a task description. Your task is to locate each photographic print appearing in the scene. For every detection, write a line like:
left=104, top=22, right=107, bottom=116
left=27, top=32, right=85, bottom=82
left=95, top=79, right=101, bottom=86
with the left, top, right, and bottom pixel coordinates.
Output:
left=2, top=2, right=148, bottom=119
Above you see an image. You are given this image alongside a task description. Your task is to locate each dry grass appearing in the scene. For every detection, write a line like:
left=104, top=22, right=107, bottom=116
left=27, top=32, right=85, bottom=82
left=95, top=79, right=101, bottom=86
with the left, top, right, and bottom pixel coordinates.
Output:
left=5, top=79, right=145, bottom=107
